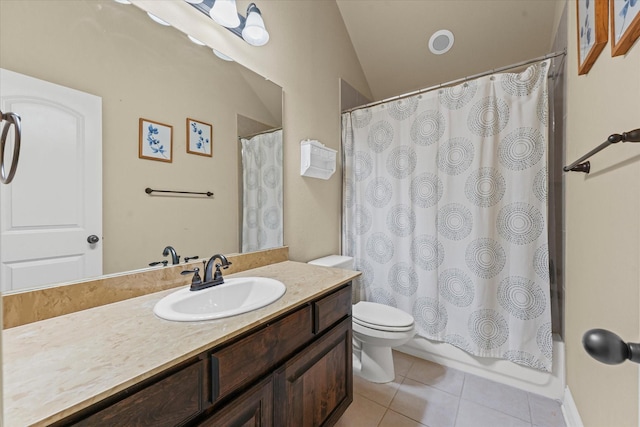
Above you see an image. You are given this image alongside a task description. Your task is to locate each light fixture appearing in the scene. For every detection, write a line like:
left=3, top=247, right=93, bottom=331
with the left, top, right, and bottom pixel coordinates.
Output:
left=147, top=12, right=171, bottom=26
left=209, top=0, right=241, bottom=28
left=188, top=1, right=270, bottom=47
left=188, top=35, right=206, bottom=46
left=241, top=3, right=269, bottom=46
left=213, top=49, right=234, bottom=61
left=113, top=0, right=131, bottom=4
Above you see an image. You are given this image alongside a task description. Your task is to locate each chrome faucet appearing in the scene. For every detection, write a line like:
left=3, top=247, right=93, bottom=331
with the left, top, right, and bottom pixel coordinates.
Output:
left=163, top=246, right=180, bottom=265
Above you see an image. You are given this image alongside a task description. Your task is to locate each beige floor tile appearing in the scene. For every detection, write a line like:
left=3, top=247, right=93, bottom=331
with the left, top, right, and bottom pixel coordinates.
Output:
left=354, top=373, right=403, bottom=407
left=392, top=350, right=419, bottom=377
left=389, top=377, right=459, bottom=427
left=406, top=358, right=465, bottom=396
left=378, top=409, right=428, bottom=427
left=334, top=393, right=387, bottom=427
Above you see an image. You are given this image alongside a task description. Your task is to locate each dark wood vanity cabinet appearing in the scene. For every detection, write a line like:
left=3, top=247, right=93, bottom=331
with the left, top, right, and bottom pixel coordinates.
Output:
left=56, top=282, right=352, bottom=427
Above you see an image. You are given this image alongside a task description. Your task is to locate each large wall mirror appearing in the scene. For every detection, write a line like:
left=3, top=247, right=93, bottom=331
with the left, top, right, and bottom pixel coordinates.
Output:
left=0, top=0, right=283, bottom=292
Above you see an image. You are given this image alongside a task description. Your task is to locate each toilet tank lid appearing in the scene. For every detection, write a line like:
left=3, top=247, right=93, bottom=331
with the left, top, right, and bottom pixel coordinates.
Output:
left=307, top=255, right=354, bottom=269
left=353, top=301, right=414, bottom=328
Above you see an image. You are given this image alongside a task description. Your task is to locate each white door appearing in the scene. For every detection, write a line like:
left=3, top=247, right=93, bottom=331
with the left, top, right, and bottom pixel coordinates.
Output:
left=0, top=68, right=102, bottom=291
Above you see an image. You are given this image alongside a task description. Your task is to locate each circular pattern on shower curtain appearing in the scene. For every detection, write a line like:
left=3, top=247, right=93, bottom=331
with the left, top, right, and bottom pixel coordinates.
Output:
left=439, top=268, right=474, bottom=307
left=354, top=151, right=373, bottom=182
left=468, top=309, right=509, bottom=350
left=263, top=165, right=280, bottom=189
left=496, top=202, right=544, bottom=245
left=533, top=168, right=547, bottom=202
left=413, top=297, right=448, bottom=336
left=497, top=275, right=547, bottom=320
left=353, top=204, right=372, bottom=235
left=534, top=244, right=550, bottom=280
left=352, top=108, right=373, bottom=128
left=439, top=80, right=478, bottom=109
left=498, top=127, right=544, bottom=171
left=465, top=238, right=506, bottom=279
left=437, top=203, right=473, bottom=241
left=537, top=322, right=553, bottom=360
left=388, top=97, right=419, bottom=120
left=411, top=234, right=444, bottom=271
left=370, top=287, right=397, bottom=307
left=467, top=96, right=510, bottom=137
left=263, top=207, right=281, bottom=230
left=411, top=110, right=445, bottom=146
left=366, top=177, right=393, bottom=208
left=368, top=120, right=394, bottom=153
left=503, top=350, right=547, bottom=371
left=387, top=146, right=417, bottom=179
left=500, top=62, right=544, bottom=96
left=437, top=137, right=474, bottom=175
left=410, top=172, right=443, bottom=208
left=464, top=167, right=506, bottom=207
left=366, top=232, right=395, bottom=264
left=389, top=262, right=419, bottom=296
left=387, top=204, right=416, bottom=237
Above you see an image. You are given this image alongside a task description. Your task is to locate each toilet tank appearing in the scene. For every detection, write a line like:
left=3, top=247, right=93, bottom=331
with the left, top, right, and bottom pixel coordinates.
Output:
left=308, top=255, right=354, bottom=270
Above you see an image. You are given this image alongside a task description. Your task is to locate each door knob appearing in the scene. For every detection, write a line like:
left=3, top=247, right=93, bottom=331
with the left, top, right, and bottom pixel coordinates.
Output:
left=87, top=235, right=100, bottom=244
left=582, top=329, right=640, bottom=365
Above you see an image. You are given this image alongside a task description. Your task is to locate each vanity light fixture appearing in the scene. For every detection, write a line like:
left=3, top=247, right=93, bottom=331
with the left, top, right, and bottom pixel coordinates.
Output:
left=188, top=35, right=207, bottom=46
left=147, top=12, right=171, bottom=26
left=189, top=0, right=270, bottom=47
left=213, top=49, right=234, bottom=61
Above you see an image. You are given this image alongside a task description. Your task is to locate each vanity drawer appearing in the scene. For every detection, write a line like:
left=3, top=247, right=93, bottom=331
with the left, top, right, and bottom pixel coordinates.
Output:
left=71, top=359, right=204, bottom=426
left=313, top=283, right=352, bottom=334
left=211, top=305, right=313, bottom=402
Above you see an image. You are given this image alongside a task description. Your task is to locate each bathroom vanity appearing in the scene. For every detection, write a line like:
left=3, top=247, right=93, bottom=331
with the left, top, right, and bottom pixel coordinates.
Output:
left=3, top=260, right=359, bottom=426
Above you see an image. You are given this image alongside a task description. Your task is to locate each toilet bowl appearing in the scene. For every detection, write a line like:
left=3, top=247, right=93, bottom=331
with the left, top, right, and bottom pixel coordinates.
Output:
left=308, top=255, right=416, bottom=384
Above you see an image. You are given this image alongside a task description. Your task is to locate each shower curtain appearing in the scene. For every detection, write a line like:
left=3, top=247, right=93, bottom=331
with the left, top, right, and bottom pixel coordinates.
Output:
left=241, top=129, right=283, bottom=252
left=342, top=62, right=552, bottom=371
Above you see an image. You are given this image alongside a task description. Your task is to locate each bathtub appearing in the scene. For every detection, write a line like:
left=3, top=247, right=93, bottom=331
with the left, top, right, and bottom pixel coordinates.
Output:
left=398, top=334, right=565, bottom=400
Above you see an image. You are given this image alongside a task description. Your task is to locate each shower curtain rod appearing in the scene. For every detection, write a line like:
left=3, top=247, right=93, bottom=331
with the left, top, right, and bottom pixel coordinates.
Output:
left=238, top=127, right=282, bottom=140
left=344, top=50, right=566, bottom=113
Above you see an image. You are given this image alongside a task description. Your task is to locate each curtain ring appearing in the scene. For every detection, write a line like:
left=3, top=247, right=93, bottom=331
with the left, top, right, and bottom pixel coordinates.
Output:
left=0, top=111, right=22, bottom=184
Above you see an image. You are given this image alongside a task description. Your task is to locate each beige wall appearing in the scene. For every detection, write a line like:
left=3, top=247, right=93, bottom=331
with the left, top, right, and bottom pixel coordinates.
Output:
left=565, top=1, right=640, bottom=425
left=0, top=1, right=282, bottom=274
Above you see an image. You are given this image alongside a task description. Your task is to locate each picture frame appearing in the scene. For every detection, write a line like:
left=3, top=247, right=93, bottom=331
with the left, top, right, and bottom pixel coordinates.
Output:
left=577, top=0, right=608, bottom=75
left=611, top=0, right=640, bottom=56
left=139, top=118, right=173, bottom=162
left=186, top=118, right=213, bottom=157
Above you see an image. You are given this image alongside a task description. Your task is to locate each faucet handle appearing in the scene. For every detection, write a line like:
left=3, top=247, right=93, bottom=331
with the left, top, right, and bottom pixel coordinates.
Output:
left=184, top=255, right=199, bottom=262
left=181, top=267, right=202, bottom=285
left=149, top=260, right=168, bottom=267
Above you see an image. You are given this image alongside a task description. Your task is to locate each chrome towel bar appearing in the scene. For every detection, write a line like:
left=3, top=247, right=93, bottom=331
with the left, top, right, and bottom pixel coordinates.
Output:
left=145, top=187, right=214, bottom=197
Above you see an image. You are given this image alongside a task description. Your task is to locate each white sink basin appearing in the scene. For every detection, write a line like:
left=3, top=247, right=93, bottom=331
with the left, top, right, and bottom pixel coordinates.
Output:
left=153, top=277, right=286, bottom=322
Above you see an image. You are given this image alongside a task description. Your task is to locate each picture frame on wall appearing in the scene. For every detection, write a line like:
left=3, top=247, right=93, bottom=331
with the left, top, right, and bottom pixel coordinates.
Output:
left=139, top=118, right=173, bottom=162
left=611, top=0, right=640, bottom=56
left=577, top=0, right=608, bottom=75
left=186, top=118, right=213, bottom=157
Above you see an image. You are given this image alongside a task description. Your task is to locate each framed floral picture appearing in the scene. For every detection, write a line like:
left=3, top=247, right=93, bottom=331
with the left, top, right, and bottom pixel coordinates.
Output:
left=611, top=0, right=640, bottom=56
left=139, top=118, right=173, bottom=162
left=186, top=118, right=212, bottom=157
left=577, top=0, right=608, bottom=75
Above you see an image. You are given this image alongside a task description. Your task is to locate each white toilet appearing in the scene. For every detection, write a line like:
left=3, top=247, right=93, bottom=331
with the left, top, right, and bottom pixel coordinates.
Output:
left=308, top=255, right=416, bottom=383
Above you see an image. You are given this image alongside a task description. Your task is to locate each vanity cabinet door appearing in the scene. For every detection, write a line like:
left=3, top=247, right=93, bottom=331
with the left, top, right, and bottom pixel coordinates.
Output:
left=273, top=317, right=352, bottom=427
left=197, top=376, right=273, bottom=427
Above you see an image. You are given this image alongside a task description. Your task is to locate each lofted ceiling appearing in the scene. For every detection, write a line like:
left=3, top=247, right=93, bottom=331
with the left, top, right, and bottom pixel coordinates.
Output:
left=336, top=0, right=562, bottom=102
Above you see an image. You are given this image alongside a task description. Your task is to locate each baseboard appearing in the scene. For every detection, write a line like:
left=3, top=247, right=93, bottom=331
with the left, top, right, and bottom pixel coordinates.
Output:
left=561, top=386, right=584, bottom=427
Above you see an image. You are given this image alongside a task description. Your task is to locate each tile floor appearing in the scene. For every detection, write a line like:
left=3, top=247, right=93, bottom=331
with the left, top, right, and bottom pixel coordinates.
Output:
left=335, top=351, right=566, bottom=427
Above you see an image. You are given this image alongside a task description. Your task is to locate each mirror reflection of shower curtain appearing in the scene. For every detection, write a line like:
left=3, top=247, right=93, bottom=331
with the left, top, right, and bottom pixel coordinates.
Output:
left=241, top=129, right=283, bottom=252
left=342, top=62, right=552, bottom=372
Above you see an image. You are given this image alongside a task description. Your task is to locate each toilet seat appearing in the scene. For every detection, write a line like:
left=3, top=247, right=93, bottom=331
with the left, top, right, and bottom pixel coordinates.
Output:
left=352, top=301, right=414, bottom=332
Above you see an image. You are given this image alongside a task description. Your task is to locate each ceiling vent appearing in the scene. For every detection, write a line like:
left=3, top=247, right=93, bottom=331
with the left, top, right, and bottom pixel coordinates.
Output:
left=429, top=29, right=454, bottom=55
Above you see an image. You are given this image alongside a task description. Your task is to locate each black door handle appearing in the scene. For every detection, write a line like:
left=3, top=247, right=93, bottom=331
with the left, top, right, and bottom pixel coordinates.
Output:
left=87, top=235, right=100, bottom=244
left=583, top=329, right=640, bottom=365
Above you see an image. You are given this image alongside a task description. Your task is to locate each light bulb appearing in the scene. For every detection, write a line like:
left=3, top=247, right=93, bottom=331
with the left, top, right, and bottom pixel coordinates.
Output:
left=209, top=0, right=241, bottom=28
left=241, top=5, right=269, bottom=46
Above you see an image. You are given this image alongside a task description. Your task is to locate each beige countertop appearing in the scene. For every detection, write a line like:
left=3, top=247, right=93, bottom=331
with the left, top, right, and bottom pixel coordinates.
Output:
left=3, top=261, right=359, bottom=426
